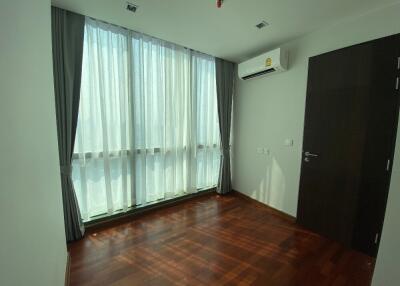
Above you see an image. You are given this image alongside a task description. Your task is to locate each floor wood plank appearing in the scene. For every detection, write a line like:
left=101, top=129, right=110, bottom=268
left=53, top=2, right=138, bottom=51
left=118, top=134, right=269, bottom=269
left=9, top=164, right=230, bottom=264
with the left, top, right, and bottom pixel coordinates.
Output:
left=69, top=193, right=374, bottom=286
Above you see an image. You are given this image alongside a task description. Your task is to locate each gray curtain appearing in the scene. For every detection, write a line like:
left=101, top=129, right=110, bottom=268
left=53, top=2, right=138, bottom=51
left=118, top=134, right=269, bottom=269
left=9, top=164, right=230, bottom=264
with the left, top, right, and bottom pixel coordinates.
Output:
left=215, top=58, right=235, bottom=195
left=51, top=7, right=85, bottom=242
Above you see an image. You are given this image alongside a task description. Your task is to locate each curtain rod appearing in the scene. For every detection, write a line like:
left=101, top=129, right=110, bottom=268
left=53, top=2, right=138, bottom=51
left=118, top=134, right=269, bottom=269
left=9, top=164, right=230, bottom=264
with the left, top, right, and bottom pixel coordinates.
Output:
left=51, top=5, right=215, bottom=59
left=86, top=16, right=215, bottom=58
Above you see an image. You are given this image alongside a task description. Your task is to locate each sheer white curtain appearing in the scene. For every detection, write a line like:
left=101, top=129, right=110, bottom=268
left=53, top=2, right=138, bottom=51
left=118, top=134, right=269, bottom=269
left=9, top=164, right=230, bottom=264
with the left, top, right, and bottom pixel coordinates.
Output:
left=72, top=19, right=132, bottom=220
left=72, top=17, right=220, bottom=221
left=130, top=34, right=197, bottom=205
left=192, top=52, right=221, bottom=189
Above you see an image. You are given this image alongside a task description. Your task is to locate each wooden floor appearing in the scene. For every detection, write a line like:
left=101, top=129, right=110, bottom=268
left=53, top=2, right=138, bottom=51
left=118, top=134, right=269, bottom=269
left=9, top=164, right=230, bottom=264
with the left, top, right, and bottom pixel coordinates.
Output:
left=69, top=192, right=374, bottom=286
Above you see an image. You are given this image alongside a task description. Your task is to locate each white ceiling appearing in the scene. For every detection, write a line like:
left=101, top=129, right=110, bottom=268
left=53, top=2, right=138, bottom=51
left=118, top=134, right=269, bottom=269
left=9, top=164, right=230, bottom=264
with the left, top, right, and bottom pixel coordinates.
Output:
left=51, top=0, right=400, bottom=63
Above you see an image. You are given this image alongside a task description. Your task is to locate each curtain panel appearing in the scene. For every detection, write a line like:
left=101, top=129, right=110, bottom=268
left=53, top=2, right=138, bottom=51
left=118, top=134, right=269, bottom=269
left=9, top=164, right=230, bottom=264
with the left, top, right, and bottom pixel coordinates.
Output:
left=51, top=7, right=85, bottom=241
left=72, top=18, right=220, bottom=220
left=215, top=58, right=235, bottom=195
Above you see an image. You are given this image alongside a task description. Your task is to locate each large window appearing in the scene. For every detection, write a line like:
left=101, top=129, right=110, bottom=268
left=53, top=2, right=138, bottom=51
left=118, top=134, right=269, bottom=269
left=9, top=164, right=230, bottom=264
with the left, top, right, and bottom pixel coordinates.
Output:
left=72, top=18, right=220, bottom=221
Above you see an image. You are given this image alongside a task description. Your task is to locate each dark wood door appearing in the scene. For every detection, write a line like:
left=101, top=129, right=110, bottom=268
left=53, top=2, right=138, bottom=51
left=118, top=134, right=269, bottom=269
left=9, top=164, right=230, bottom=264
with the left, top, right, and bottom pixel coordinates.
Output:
left=297, top=35, right=400, bottom=257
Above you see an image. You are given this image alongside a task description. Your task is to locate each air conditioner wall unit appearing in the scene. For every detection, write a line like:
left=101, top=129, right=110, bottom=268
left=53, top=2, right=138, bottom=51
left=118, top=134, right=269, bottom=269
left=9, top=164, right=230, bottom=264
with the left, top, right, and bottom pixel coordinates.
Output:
left=238, top=48, right=288, bottom=80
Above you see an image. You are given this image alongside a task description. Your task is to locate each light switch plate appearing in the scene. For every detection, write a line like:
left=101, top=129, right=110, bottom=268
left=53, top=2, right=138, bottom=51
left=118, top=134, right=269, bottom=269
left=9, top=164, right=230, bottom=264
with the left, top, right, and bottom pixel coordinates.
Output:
left=284, top=139, right=294, bottom=146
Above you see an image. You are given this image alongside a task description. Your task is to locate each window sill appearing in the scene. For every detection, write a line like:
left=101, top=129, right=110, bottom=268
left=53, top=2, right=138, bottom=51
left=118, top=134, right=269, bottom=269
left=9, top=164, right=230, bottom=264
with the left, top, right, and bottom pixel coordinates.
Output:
left=83, top=187, right=216, bottom=229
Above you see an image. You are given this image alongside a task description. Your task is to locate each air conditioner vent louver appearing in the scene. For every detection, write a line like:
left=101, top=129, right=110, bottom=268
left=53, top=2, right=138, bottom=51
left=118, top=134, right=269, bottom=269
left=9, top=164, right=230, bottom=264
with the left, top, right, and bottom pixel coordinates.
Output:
left=242, top=68, right=276, bottom=80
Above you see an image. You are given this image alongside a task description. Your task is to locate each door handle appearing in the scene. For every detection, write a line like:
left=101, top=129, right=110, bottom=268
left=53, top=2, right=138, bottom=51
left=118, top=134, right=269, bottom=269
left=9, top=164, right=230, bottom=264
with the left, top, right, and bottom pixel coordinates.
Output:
left=304, top=151, right=319, bottom=157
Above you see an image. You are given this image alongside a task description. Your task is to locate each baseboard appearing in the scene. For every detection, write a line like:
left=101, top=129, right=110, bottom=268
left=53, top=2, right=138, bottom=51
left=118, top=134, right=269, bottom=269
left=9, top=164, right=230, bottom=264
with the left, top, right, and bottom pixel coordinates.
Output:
left=231, top=189, right=296, bottom=222
left=65, top=252, right=70, bottom=286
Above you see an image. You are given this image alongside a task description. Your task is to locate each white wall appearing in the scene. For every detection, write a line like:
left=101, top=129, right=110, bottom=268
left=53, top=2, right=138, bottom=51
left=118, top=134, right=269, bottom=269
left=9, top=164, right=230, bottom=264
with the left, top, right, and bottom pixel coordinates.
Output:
left=0, top=1, right=67, bottom=286
left=372, top=121, right=400, bottom=285
left=233, top=3, right=400, bottom=285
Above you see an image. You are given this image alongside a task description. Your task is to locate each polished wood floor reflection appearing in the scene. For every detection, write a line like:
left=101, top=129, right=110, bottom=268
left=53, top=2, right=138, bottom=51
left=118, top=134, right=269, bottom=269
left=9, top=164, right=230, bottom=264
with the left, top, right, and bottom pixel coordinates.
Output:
left=69, top=192, right=374, bottom=286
